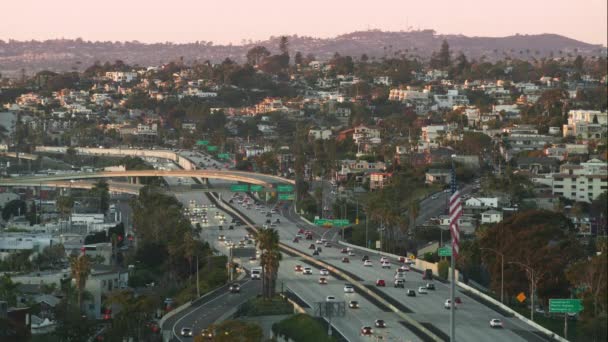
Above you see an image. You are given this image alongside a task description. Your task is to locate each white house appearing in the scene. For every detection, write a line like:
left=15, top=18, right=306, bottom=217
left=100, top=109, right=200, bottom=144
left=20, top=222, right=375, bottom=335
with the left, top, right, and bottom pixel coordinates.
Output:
left=552, top=159, right=608, bottom=203
left=308, top=129, right=332, bottom=140
left=433, top=90, right=469, bottom=109
left=465, top=197, right=499, bottom=208
left=562, top=110, right=607, bottom=142
left=481, top=210, right=503, bottom=224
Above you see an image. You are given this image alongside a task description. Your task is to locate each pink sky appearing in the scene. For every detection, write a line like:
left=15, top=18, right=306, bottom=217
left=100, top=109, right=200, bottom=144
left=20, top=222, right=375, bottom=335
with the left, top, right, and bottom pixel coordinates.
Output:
left=3, top=0, right=606, bottom=45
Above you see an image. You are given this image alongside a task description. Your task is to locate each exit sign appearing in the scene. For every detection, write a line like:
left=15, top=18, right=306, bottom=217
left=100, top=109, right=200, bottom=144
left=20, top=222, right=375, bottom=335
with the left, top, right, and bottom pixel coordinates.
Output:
left=276, top=184, right=294, bottom=192
left=438, top=247, right=452, bottom=257
left=230, top=184, right=249, bottom=192
left=549, top=299, right=583, bottom=313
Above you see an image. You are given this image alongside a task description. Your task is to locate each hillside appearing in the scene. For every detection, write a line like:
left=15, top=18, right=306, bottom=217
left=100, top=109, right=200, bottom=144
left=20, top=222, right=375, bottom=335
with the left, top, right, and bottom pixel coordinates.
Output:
left=0, top=30, right=605, bottom=78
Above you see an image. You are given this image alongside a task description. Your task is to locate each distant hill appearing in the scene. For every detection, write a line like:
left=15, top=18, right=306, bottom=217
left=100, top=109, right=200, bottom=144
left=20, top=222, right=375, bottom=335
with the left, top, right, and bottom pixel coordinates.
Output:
left=0, top=30, right=605, bottom=78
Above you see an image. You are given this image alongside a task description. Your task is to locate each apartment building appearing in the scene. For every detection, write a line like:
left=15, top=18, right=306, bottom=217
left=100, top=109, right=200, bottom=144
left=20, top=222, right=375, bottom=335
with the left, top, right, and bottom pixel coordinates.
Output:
left=552, top=159, right=608, bottom=203
left=562, top=110, right=607, bottom=142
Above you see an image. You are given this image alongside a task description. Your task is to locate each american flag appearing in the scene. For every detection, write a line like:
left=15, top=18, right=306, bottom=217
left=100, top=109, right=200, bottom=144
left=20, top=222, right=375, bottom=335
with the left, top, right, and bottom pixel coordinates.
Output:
left=449, top=167, right=462, bottom=257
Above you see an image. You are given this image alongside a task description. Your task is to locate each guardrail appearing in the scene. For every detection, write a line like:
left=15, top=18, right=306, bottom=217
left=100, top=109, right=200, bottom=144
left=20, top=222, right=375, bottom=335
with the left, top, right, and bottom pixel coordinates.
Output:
left=158, top=301, right=192, bottom=331
left=210, top=193, right=443, bottom=342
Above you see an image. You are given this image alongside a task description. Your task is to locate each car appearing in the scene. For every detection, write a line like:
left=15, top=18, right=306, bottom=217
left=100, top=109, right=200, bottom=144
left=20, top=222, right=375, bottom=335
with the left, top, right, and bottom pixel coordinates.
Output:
left=229, top=283, right=240, bottom=293
left=399, top=265, right=410, bottom=272
left=303, top=267, right=312, bottom=275
left=361, top=326, right=373, bottom=336
left=292, top=237, right=299, bottom=243
left=426, top=283, right=436, bottom=290
left=454, top=297, right=462, bottom=304
left=294, top=265, right=303, bottom=272
left=444, top=299, right=456, bottom=309
left=418, top=287, right=428, bottom=294
left=342, top=257, right=350, bottom=263
left=490, top=319, right=503, bottom=328
left=324, top=242, right=331, bottom=247
left=320, top=269, right=329, bottom=276
left=316, top=247, right=323, bottom=252
left=344, top=284, right=355, bottom=293
left=363, top=260, right=372, bottom=267
left=394, top=279, right=405, bottom=288
left=228, top=225, right=234, bottom=230
left=180, top=327, right=193, bottom=337
left=349, top=300, right=359, bottom=308
left=326, top=295, right=336, bottom=302
left=312, top=250, right=320, bottom=256
left=381, top=261, right=391, bottom=269
left=374, top=320, right=386, bottom=328
left=406, top=289, right=416, bottom=297
left=375, top=279, right=386, bottom=287
left=218, top=235, right=225, bottom=241
left=423, top=269, right=433, bottom=280
left=380, top=257, right=388, bottom=263
left=319, top=277, right=328, bottom=284
left=362, top=255, right=370, bottom=261
left=200, top=328, right=214, bottom=339
left=275, top=218, right=281, bottom=223
left=316, top=239, right=323, bottom=244
left=341, top=248, right=348, bottom=254
left=218, top=225, right=223, bottom=230
left=298, top=228, right=305, bottom=234
left=265, top=213, right=272, bottom=218
left=305, top=234, right=313, bottom=240
left=431, top=195, right=438, bottom=200
left=309, top=244, right=316, bottom=250
left=348, top=251, right=355, bottom=256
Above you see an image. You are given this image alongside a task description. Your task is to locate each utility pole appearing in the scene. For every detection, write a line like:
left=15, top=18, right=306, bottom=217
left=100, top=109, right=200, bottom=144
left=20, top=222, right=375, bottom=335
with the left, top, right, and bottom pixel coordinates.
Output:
left=196, top=255, right=200, bottom=298
left=509, top=261, right=536, bottom=321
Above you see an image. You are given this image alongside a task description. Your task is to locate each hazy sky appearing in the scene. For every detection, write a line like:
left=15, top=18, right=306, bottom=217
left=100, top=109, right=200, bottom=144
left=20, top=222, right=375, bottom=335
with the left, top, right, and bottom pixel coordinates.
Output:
left=3, top=0, right=606, bottom=45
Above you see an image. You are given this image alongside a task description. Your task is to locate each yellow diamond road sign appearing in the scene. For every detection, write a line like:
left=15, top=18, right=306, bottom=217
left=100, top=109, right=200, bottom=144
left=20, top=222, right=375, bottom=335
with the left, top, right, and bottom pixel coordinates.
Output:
left=517, top=292, right=527, bottom=303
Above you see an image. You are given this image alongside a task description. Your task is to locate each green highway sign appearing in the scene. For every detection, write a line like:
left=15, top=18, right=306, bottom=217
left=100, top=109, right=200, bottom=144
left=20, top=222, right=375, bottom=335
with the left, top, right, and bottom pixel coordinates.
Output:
left=250, top=185, right=264, bottom=192
left=207, top=145, right=218, bottom=152
left=438, top=247, right=452, bottom=257
left=278, top=193, right=295, bottom=200
left=276, top=184, right=294, bottom=192
left=549, top=299, right=583, bottom=313
left=314, top=219, right=332, bottom=226
left=333, top=219, right=350, bottom=227
left=230, top=184, right=249, bottom=192
left=218, top=153, right=230, bottom=160
left=196, top=140, right=209, bottom=146
left=313, top=219, right=350, bottom=227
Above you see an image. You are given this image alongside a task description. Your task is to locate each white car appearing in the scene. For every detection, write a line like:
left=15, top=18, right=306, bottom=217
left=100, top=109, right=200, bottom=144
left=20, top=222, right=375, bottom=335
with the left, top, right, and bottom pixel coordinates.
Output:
left=399, top=265, right=410, bottom=272
left=490, top=319, right=503, bottom=328
left=326, top=295, right=336, bottom=302
left=180, top=327, right=193, bottom=337
left=381, top=261, right=391, bottom=268
left=348, top=251, right=355, bottom=256
left=418, top=287, right=428, bottom=294
left=320, top=269, right=329, bottom=276
left=363, top=260, right=373, bottom=267
left=344, top=284, right=355, bottom=293
left=303, top=267, right=312, bottom=275
left=380, top=257, right=388, bottom=263
left=316, top=239, right=323, bottom=244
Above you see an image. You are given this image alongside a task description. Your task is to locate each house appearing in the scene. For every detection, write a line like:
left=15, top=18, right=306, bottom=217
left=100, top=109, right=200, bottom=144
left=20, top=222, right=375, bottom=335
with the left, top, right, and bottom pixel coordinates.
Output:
left=465, top=197, right=499, bottom=209
left=105, top=71, right=138, bottom=83
left=373, top=76, right=392, bottom=86
left=369, top=172, right=392, bottom=191
left=352, top=125, right=380, bottom=144
left=481, top=210, right=503, bottom=224
left=308, top=129, right=332, bottom=140
left=433, top=90, right=469, bottom=109
left=425, top=169, right=452, bottom=184
left=515, top=157, right=560, bottom=174
left=0, top=234, right=57, bottom=260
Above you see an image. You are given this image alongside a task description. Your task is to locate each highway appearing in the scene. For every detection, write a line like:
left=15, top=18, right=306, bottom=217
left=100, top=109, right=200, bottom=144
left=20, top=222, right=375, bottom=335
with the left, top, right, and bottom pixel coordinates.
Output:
left=218, top=189, right=550, bottom=342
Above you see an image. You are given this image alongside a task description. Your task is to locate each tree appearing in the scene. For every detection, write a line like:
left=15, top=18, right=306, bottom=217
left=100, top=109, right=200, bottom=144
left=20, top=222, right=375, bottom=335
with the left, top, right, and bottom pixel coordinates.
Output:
left=0, top=274, right=19, bottom=306
left=103, top=290, right=160, bottom=341
left=56, top=195, right=74, bottom=219
left=478, top=210, right=582, bottom=307
left=566, top=241, right=608, bottom=341
left=257, top=228, right=282, bottom=299
left=294, top=51, right=303, bottom=66
left=2, top=199, right=26, bottom=221
left=70, top=254, right=92, bottom=311
left=246, top=46, right=270, bottom=66
left=89, top=180, right=110, bottom=213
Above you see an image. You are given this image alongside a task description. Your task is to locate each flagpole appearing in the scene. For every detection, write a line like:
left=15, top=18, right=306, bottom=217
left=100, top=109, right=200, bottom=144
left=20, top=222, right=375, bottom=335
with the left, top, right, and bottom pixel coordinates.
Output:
left=450, top=155, right=457, bottom=342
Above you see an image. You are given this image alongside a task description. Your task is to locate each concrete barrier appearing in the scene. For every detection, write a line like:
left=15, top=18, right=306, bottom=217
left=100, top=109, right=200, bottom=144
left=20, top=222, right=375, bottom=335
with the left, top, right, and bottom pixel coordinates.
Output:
left=158, top=301, right=192, bottom=331
left=211, top=193, right=443, bottom=342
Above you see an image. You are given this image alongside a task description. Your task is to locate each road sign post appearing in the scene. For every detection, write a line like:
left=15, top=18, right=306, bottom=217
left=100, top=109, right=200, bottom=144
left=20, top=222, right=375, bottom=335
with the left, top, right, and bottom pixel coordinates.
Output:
left=549, top=299, right=583, bottom=339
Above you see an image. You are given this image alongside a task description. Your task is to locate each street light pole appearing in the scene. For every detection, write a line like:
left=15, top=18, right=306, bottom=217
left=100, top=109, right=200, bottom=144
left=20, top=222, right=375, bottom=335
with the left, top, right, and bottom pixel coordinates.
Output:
left=196, top=255, right=200, bottom=298
left=508, top=261, right=535, bottom=321
left=480, top=247, right=505, bottom=304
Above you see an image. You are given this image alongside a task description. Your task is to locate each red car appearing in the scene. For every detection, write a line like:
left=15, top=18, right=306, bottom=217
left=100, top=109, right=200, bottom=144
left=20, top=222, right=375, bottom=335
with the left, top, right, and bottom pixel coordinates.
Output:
left=319, top=277, right=328, bottom=285
left=294, top=265, right=303, bottom=272
left=375, top=279, right=386, bottom=287
left=361, top=326, right=373, bottom=336
left=341, top=248, right=348, bottom=254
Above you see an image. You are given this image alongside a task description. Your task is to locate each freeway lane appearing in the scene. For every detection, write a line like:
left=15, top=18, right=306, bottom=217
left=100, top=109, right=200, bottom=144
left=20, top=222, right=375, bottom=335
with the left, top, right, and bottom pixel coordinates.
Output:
left=220, top=190, right=548, bottom=342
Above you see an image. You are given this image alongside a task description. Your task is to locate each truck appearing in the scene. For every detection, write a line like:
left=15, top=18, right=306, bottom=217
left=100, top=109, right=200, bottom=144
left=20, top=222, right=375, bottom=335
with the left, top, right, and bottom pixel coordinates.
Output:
left=251, top=266, right=262, bottom=280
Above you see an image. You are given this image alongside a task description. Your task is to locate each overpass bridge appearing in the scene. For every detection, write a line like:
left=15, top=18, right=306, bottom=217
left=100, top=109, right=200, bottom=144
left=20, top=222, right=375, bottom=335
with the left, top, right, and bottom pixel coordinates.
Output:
left=0, top=169, right=294, bottom=189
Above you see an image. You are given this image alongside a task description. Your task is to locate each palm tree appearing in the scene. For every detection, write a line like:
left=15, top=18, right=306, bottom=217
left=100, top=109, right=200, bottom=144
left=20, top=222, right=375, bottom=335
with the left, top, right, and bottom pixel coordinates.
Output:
left=70, top=254, right=91, bottom=311
left=257, top=228, right=281, bottom=299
